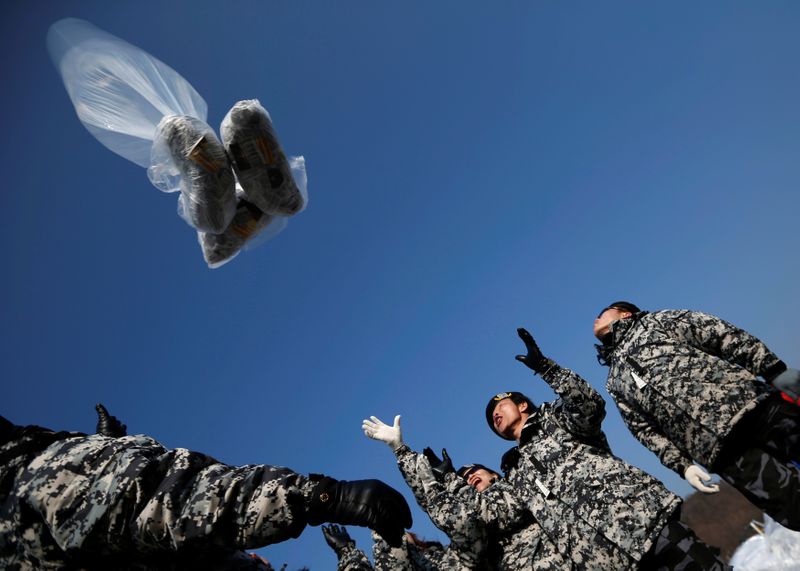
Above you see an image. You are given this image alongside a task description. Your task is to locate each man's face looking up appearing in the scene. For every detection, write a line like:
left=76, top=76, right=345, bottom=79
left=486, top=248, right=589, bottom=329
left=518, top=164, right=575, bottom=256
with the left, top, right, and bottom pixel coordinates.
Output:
left=594, top=307, right=632, bottom=340
left=492, top=398, right=528, bottom=440
left=464, top=467, right=499, bottom=492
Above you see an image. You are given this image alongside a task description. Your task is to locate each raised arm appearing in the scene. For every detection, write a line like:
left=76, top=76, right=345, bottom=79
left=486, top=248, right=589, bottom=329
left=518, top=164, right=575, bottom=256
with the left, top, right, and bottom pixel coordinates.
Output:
left=516, top=327, right=606, bottom=437
left=18, top=434, right=411, bottom=554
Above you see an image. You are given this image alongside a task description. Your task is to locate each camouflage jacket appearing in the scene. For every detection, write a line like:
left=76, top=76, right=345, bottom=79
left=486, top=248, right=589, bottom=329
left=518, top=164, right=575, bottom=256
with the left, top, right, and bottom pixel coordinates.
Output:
left=372, top=532, right=451, bottom=571
left=0, top=421, right=316, bottom=570
left=330, top=530, right=455, bottom=571
left=394, top=446, right=569, bottom=570
left=499, top=362, right=681, bottom=569
left=392, top=446, right=488, bottom=569
left=335, top=542, right=374, bottom=570
left=601, top=310, right=783, bottom=473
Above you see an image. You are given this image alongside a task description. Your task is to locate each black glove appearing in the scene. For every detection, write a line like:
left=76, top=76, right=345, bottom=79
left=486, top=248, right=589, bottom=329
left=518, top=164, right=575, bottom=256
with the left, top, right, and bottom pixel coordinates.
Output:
left=422, top=447, right=455, bottom=482
left=514, top=328, right=552, bottom=374
left=321, top=524, right=355, bottom=556
left=307, top=477, right=412, bottom=548
left=95, top=404, right=127, bottom=437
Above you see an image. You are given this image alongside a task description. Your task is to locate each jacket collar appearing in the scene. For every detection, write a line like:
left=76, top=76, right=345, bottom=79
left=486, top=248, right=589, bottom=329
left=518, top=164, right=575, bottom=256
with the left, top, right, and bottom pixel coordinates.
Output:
left=594, top=311, right=648, bottom=366
left=518, top=409, right=542, bottom=447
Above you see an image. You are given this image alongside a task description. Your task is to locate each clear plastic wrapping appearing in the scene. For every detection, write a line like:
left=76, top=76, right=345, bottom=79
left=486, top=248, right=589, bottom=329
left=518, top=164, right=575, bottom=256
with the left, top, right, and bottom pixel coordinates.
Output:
left=153, top=115, right=236, bottom=234
left=729, top=516, right=800, bottom=570
left=220, top=100, right=306, bottom=215
left=47, top=18, right=309, bottom=267
left=47, top=18, right=207, bottom=168
left=47, top=18, right=235, bottom=234
left=197, top=157, right=306, bottom=268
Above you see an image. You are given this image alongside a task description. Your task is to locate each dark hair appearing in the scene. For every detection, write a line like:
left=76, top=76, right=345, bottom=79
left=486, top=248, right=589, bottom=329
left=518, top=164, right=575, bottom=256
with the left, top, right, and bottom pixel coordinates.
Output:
left=597, top=301, right=641, bottom=318
left=457, top=463, right=501, bottom=480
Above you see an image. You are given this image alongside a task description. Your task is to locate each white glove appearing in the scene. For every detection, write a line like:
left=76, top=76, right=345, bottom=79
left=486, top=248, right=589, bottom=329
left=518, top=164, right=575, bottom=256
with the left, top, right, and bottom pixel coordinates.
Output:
left=363, top=415, right=403, bottom=451
left=684, top=465, right=720, bottom=493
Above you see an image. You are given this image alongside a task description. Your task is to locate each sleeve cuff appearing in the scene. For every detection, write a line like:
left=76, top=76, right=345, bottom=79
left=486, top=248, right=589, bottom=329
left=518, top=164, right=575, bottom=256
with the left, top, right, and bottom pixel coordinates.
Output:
left=762, top=360, right=787, bottom=382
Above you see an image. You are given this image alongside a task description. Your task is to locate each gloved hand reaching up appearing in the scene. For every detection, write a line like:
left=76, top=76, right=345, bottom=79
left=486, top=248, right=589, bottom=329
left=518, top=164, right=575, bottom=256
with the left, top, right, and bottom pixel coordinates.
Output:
left=515, top=328, right=554, bottom=375
left=95, top=404, right=127, bottom=437
left=422, top=447, right=455, bottom=482
left=362, top=415, right=404, bottom=451
left=321, top=524, right=355, bottom=556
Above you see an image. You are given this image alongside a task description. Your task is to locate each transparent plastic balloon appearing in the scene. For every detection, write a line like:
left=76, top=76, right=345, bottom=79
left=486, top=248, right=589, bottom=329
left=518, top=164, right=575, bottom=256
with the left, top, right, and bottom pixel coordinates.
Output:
left=47, top=18, right=307, bottom=266
left=47, top=18, right=207, bottom=168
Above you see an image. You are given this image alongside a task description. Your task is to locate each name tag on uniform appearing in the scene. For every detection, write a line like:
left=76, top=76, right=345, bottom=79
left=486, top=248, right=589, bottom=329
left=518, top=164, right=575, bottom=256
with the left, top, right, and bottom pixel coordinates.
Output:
left=535, top=478, right=550, bottom=497
left=631, top=371, right=648, bottom=389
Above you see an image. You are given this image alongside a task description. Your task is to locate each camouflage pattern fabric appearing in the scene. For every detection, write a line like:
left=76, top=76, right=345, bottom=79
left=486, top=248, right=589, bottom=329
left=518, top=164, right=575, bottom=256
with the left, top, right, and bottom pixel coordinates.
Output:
left=637, top=519, right=729, bottom=571
left=373, top=533, right=455, bottom=571
left=499, top=363, right=682, bottom=569
left=713, top=393, right=800, bottom=529
left=718, top=445, right=800, bottom=530
left=394, top=445, right=568, bottom=570
left=602, top=310, right=784, bottom=475
left=334, top=542, right=374, bottom=570
left=444, top=475, right=570, bottom=570
left=0, top=424, right=317, bottom=570
left=394, top=447, right=487, bottom=566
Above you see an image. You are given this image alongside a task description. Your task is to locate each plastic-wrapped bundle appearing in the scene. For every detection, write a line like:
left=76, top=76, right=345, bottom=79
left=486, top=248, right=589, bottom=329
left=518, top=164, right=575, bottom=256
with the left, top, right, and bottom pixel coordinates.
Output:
left=47, top=18, right=235, bottom=232
left=199, top=199, right=277, bottom=269
left=153, top=115, right=235, bottom=234
left=197, top=156, right=305, bottom=268
left=220, top=100, right=306, bottom=216
left=729, top=516, right=800, bottom=570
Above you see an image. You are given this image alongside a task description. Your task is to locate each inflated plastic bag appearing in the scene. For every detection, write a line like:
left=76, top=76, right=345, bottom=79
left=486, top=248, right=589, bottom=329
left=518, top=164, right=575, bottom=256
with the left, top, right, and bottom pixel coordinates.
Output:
left=220, top=99, right=306, bottom=216
left=47, top=18, right=308, bottom=267
left=729, top=516, right=800, bottom=570
left=47, top=18, right=235, bottom=232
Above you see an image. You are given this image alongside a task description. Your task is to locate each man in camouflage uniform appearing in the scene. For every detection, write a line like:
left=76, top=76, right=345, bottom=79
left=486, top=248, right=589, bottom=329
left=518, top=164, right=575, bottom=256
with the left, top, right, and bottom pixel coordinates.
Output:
left=482, top=328, right=727, bottom=570
left=322, top=524, right=451, bottom=571
left=0, top=408, right=412, bottom=570
left=321, top=525, right=374, bottom=570
left=594, top=301, right=800, bottom=530
left=363, top=415, right=568, bottom=569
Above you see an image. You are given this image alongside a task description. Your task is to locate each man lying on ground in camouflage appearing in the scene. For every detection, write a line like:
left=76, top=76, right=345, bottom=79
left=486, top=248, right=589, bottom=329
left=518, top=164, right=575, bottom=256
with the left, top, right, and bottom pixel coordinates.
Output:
left=482, top=327, right=728, bottom=570
left=594, top=301, right=800, bottom=530
left=363, top=415, right=568, bottom=569
left=0, top=406, right=412, bottom=570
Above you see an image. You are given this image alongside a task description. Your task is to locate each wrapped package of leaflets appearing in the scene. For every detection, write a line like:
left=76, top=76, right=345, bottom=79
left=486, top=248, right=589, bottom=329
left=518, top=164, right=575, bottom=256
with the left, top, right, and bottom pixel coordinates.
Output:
left=47, top=18, right=308, bottom=266
left=197, top=156, right=306, bottom=268
left=220, top=99, right=306, bottom=216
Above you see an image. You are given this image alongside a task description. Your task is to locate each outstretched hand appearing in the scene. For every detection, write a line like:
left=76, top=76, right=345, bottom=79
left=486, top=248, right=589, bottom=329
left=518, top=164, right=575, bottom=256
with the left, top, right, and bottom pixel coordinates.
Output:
left=308, top=477, right=412, bottom=548
left=515, top=328, right=549, bottom=374
left=422, top=447, right=455, bottom=482
left=684, top=465, right=720, bottom=494
left=322, top=524, right=354, bottom=555
left=362, top=415, right=403, bottom=450
left=95, top=403, right=127, bottom=437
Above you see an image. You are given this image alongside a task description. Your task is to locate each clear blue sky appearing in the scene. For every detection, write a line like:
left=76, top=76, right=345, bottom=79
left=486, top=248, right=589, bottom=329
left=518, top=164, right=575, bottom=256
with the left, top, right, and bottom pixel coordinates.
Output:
left=2, top=1, right=799, bottom=568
